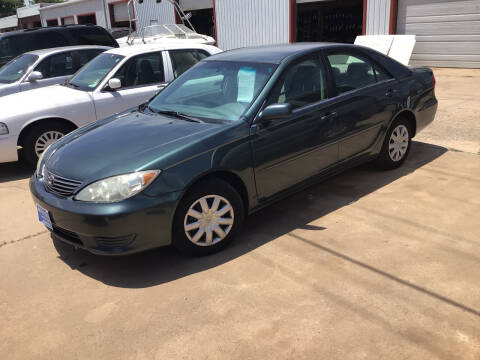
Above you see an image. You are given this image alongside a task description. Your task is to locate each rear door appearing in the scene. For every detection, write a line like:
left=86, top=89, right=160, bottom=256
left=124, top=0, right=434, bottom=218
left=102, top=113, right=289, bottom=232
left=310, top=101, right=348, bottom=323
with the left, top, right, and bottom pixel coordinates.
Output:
left=251, top=53, right=340, bottom=199
left=324, top=49, right=399, bottom=161
left=92, top=51, right=169, bottom=120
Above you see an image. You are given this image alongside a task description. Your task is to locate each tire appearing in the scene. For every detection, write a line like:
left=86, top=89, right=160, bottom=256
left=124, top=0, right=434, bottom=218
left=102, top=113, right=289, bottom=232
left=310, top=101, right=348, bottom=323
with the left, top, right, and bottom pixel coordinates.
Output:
left=375, top=117, right=412, bottom=170
left=172, top=178, right=245, bottom=256
left=22, top=121, right=75, bottom=167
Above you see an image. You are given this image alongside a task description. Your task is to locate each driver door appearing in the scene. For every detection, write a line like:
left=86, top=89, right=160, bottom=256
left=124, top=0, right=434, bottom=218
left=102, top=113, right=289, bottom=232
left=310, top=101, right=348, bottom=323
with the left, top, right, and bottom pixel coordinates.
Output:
left=92, top=51, right=169, bottom=120
left=251, top=53, right=340, bottom=200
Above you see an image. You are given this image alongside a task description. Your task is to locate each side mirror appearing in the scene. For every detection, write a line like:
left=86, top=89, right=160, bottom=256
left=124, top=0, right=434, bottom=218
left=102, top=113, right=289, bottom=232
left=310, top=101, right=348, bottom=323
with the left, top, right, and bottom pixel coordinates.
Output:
left=257, top=103, right=293, bottom=122
left=107, top=78, right=122, bottom=90
left=28, top=71, right=43, bottom=82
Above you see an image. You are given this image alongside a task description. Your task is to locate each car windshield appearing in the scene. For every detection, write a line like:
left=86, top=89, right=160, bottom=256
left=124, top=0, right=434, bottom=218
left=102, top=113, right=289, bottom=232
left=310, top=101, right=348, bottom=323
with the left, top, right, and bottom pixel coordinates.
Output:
left=0, top=53, right=38, bottom=84
left=68, top=53, right=124, bottom=91
left=148, top=60, right=277, bottom=122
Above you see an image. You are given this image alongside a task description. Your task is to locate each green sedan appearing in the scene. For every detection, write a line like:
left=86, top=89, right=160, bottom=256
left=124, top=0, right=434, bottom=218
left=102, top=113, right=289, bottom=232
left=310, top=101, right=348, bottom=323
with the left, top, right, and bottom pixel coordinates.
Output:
left=30, top=43, right=437, bottom=256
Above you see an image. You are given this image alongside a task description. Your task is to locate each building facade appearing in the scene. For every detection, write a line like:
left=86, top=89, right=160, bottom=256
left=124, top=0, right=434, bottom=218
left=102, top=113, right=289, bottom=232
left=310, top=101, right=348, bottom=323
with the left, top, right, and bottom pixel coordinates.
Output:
left=0, top=3, right=49, bottom=33
left=32, top=0, right=479, bottom=68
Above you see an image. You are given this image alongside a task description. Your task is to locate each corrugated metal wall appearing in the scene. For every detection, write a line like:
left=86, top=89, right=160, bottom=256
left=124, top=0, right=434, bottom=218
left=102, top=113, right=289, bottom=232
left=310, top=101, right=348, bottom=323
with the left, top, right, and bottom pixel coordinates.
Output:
left=366, top=0, right=390, bottom=35
left=135, top=0, right=175, bottom=30
left=215, top=0, right=290, bottom=50
left=397, top=0, right=480, bottom=68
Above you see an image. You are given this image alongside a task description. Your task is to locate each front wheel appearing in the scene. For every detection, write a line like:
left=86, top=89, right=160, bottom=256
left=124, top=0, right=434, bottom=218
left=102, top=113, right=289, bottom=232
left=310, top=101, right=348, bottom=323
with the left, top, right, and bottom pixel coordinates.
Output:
left=22, top=121, right=75, bottom=167
left=172, top=178, right=244, bottom=256
left=376, top=118, right=412, bottom=169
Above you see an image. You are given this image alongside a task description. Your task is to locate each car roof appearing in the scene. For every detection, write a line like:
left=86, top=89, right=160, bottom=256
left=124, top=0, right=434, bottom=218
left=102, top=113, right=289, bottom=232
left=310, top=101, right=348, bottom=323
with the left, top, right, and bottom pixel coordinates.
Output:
left=205, top=43, right=348, bottom=64
left=106, top=43, right=219, bottom=57
left=25, top=45, right=112, bottom=57
left=0, top=24, right=104, bottom=38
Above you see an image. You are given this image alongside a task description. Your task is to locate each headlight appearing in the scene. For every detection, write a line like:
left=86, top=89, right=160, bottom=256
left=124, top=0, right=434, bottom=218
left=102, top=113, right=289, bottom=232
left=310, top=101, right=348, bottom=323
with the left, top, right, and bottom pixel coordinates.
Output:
left=0, top=122, right=8, bottom=135
left=74, top=170, right=160, bottom=203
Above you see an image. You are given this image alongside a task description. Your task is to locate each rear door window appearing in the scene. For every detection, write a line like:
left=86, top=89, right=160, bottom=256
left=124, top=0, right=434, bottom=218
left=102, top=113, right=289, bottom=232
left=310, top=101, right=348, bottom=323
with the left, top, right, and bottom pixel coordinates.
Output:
left=113, top=52, right=164, bottom=88
left=169, top=49, right=210, bottom=78
left=68, top=28, right=117, bottom=47
left=71, top=49, right=104, bottom=72
left=34, top=31, right=69, bottom=50
left=327, top=52, right=383, bottom=94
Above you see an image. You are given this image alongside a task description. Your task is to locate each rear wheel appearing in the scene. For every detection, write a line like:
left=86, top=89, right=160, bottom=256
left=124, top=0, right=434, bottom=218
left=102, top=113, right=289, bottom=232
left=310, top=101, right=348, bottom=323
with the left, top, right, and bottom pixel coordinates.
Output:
left=172, top=178, right=244, bottom=256
left=22, top=121, right=75, bottom=167
left=376, top=117, right=412, bottom=169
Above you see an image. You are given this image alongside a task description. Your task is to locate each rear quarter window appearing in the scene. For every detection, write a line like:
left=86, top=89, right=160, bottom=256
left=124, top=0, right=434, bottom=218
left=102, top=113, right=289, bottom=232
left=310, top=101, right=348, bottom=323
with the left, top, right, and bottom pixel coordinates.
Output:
left=33, top=31, right=69, bottom=49
left=67, top=28, right=118, bottom=47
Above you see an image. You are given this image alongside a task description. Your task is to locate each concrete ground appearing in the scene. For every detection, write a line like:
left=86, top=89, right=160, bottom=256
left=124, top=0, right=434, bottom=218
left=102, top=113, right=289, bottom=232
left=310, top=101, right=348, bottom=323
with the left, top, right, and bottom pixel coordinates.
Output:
left=415, top=68, right=480, bottom=154
left=1, top=69, right=480, bottom=359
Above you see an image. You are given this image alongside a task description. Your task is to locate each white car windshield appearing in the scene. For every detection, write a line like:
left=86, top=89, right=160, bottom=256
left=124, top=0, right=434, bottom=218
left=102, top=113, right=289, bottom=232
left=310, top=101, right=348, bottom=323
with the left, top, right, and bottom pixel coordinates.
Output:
left=0, top=54, right=38, bottom=84
left=68, top=53, right=124, bottom=91
left=149, top=60, right=277, bottom=122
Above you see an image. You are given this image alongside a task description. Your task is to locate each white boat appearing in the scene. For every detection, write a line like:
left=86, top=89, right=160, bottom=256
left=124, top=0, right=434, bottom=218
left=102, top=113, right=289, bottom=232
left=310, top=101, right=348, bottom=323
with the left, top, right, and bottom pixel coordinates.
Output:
left=117, top=24, right=215, bottom=47
left=117, top=0, right=216, bottom=47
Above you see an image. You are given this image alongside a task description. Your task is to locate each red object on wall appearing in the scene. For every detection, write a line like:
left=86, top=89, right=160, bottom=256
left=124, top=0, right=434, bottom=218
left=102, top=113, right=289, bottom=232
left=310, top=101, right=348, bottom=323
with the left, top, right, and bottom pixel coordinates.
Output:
left=174, top=0, right=181, bottom=24
left=362, top=0, right=367, bottom=35
left=212, top=0, right=218, bottom=46
left=289, top=0, right=296, bottom=42
left=389, top=0, right=398, bottom=34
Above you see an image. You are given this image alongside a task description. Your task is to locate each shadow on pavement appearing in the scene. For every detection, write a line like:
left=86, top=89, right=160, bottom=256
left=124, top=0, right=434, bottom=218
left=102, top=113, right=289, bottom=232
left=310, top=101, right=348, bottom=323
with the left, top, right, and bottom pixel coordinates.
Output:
left=0, top=161, right=33, bottom=183
left=53, top=141, right=449, bottom=289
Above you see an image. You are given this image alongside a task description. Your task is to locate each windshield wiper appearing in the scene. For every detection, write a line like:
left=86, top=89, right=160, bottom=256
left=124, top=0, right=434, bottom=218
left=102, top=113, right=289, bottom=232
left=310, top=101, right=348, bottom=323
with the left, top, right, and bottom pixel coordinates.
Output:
left=154, top=109, right=204, bottom=123
left=65, top=81, right=79, bottom=88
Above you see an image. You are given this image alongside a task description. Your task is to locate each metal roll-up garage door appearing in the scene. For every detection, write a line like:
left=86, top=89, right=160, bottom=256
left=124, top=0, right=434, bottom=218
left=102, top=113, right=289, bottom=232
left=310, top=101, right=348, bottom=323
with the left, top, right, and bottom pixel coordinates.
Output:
left=397, top=0, right=480, bottom=68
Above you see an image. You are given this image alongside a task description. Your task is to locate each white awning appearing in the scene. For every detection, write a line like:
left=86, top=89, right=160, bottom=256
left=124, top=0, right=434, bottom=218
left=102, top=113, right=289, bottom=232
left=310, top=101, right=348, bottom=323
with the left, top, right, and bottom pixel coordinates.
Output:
left=17, top=4, right=42, bottom=19
left=0, top=15, right=18, bottom=30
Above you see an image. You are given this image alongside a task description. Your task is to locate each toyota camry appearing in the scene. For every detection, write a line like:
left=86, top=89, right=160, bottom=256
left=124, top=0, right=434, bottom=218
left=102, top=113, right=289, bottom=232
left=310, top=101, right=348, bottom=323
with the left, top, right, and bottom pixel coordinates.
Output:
left=30, top=43, right=437, bottom=256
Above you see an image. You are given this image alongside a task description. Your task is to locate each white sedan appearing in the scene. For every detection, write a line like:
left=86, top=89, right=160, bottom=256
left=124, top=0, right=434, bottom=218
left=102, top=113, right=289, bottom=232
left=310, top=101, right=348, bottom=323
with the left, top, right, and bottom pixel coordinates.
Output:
left=0, top=43, right=221, bottom=165
left=0, top=45, right=110, bottom=97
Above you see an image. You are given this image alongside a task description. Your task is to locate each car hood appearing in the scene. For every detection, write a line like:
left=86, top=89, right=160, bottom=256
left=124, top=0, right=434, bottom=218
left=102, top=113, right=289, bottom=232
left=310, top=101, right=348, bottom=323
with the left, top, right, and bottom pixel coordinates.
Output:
left=45, top=110, right=228, bottom=181
left=0, top=84, right=91, bottom=121
left=0, top=82, right=18, bottom=97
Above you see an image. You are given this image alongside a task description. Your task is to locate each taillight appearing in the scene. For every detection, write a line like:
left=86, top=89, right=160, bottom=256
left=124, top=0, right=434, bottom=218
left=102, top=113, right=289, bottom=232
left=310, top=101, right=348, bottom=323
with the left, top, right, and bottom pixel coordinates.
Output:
left=432, top=74, right=436, bottom=88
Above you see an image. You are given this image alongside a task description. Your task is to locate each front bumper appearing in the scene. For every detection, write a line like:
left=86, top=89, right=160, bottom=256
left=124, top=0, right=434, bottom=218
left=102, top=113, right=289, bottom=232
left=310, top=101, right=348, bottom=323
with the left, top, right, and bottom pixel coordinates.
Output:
left=0, top=134, right=19, bottom=163
left=30, top=175, right=182, bottom=255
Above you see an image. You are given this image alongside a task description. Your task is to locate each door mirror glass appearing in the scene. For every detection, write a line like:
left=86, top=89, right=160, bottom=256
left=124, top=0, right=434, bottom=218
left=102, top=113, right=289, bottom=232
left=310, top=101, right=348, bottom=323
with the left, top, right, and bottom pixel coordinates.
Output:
left=258, top=103, right=293, bottom=122
left=28, top=71, right=43, bottom=82
left=108, top=78, right=122, bottom=90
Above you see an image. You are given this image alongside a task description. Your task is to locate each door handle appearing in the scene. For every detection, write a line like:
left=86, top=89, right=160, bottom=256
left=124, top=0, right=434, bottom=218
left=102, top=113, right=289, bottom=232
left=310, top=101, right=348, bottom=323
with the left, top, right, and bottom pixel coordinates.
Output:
left=320, top=112, right=337, bottom=121
left=385, top=88, right=397, bottom=97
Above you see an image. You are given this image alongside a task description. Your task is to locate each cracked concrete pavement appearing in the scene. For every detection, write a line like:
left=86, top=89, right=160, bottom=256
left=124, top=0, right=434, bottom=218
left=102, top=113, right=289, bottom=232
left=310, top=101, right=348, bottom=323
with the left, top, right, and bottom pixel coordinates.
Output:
left=1, top=68, right=480, bottom=359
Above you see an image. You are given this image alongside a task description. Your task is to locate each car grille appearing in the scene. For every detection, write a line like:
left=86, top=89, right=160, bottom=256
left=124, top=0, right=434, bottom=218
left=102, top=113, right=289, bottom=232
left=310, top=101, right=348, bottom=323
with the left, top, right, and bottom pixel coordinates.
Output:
left=43, top=168, right=83, bottom=197
left=52, top=224, right=83, bottom=246
left=95, top=235, right=136, bottom=248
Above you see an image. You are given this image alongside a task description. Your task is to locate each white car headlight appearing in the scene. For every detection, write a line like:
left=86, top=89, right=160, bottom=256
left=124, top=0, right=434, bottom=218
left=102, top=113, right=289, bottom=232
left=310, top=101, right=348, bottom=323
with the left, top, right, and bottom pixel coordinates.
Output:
left=74, top=170, right=160, bottom=203
left=0, top=122, right=8, bottom=135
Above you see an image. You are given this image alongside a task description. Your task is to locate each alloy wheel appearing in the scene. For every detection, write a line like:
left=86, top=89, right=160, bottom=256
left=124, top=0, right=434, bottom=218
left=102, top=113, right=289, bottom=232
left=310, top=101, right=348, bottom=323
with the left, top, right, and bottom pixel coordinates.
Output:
left=388, top=124, right=409, bottom=162
left=184, top=195, right=234, bottom=246
left=34, top=131, right=64, bottom=157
